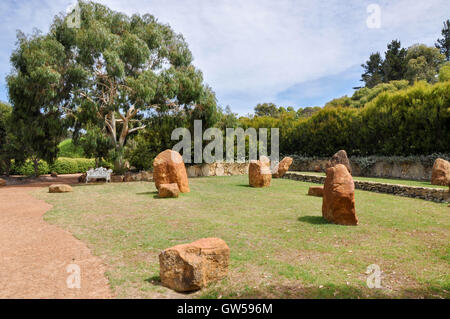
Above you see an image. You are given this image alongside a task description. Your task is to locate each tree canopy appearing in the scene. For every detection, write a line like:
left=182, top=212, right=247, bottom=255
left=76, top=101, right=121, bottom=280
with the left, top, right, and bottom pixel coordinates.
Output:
left=7, top=0, right=217, bottom=171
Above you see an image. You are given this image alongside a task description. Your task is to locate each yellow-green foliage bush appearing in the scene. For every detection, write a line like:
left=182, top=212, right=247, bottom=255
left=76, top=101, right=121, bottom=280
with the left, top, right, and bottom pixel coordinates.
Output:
left=240, top=81, right=450, bottom=157
left=10, top=159, right=50, bottom=176
left=49, top=157, right=96, bottom=174
left=10, top=158, right=97, bottom=175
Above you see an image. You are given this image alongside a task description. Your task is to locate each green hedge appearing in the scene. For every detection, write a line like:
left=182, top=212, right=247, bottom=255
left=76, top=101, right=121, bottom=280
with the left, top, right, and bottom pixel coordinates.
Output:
left=240, top=81, right=450, bottom=157
left=10, top=157, right=99, bottom=176
left=10, top=160, right=50, bottom=176
left=49, top=157, right=96, bottom=174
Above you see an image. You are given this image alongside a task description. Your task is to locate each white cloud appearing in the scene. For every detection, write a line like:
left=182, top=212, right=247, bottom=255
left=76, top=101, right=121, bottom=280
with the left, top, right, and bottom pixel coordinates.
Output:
left=0, top=0, right=449, bottom=114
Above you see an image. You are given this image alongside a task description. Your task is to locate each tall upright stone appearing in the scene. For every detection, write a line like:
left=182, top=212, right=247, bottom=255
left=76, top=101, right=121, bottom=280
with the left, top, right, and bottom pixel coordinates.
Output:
left=322, top=164, right=358, bottom=225
left=326, top=150, right=352, bottom=175
left=272, top=157, right=293, bottom=178
left=249, top=156, right=271, bottom=187
left=153, top=150, right=190, bottom=193
left=431, top=158, right=450, bottom=186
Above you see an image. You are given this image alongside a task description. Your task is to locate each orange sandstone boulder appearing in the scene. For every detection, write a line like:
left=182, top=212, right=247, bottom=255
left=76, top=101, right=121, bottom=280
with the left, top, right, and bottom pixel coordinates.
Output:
left=158, top=183, right=180, bottom=198
left=308, top=186, right=324, bottom=197
left=272, top=157, right=293, bottom=178
left=431, top=158, right=450, bottom=186
left=0, top=178, right=6, bottom=187
left=49, top=184, right=73, bottom=193
left=159, top=238, right=230, bottom=292
left=326, top=150, right=352, bottom=175
left=153, top=150, right=190, bottom=193
left=322, top=164, right=358, bottom=225
left=249, top=156, right=271, bottom=187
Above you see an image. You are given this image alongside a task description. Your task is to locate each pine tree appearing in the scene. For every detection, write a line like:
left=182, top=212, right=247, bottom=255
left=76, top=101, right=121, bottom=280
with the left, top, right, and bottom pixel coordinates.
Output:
left=361, top=52, right=384, bottom=88
left=435, top=19, right=450, bottom=61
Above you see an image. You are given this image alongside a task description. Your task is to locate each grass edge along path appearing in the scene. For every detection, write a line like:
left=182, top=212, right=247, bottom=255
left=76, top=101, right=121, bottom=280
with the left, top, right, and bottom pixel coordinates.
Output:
left=36, top=176, right=450, bottom=299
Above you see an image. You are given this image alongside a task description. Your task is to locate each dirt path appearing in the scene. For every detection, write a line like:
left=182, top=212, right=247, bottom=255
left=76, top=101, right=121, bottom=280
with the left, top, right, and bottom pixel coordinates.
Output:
left=0, top=175, right=113, bottom=298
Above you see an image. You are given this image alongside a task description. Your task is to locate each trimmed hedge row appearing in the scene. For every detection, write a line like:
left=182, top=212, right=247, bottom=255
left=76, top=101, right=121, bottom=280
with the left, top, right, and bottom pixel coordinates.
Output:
left=240, top=81, right=450, bottom=157
left=10, top=157, right=98, bottom=176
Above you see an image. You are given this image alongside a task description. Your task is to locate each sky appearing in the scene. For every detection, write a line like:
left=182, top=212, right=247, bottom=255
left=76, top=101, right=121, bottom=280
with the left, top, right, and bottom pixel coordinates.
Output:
left=0, top=0, right=448, bottom=115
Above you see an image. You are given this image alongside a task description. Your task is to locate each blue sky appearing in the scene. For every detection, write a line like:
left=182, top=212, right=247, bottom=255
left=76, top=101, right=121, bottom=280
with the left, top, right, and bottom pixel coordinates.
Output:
left=0, top=0, right=449, bottom=115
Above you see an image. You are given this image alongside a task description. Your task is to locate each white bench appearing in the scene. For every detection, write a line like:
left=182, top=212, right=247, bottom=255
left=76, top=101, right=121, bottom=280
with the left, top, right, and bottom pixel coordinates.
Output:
left=86, top=167, right=113, bottom=183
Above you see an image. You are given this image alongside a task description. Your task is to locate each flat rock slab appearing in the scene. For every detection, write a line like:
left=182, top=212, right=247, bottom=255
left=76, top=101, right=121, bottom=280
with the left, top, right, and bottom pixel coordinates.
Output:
left=49, top=184, right=73, bottom=193
left=0, top=183, right=112, bottom=298
left=159, top=238, right=230, bottom=292
left=308, top=186, right=324, bottom=197
left=158, top=183, right=180, bottom=198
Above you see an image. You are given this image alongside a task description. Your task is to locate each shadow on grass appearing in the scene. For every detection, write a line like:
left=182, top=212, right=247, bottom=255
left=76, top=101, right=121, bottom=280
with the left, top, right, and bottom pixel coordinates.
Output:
left=152, top=194, right=182, bottom=199
left=236, top=184, right=253, bottom=188
left=136, top=191, right=158, bottom=196
left=144, top=275, right=162, bottom=286
left=209, top=282, right=449, bottom=299
left=298, top=216, right=332, bottom=225
left=145, top=275, right=196, bottom=295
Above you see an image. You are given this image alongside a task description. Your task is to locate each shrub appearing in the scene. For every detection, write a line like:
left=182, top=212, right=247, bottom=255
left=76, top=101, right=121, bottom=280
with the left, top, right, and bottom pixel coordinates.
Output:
left=438, top=62, right=450, bottom=82
left=10, top=158, right=99, bottom=176
left=10, top=159, right=50, bottom=176
left=58, top=139, right=86, bottom=158
left=50, top=158, right=96, bottom=174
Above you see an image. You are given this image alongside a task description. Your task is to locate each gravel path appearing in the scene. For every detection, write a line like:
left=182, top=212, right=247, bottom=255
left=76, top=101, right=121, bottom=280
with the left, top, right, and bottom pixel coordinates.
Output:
left=0, top=175, right=112, bottom=298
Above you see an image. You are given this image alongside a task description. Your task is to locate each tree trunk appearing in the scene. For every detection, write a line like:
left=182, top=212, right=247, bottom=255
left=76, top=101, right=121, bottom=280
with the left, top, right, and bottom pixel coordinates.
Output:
left=33, top=158, right=39, bottom=177
left=4, top=159, right=11, bottom=176
left=113, top=146, right=125, bottom=173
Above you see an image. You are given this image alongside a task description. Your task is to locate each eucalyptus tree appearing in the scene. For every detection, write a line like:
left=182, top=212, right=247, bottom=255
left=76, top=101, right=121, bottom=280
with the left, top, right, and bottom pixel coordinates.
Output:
left=8, top=1, right=217, bottom=170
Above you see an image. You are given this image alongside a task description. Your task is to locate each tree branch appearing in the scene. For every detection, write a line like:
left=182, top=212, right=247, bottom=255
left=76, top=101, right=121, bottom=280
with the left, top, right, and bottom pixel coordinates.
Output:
left=128, top=125, right=147, bottom=134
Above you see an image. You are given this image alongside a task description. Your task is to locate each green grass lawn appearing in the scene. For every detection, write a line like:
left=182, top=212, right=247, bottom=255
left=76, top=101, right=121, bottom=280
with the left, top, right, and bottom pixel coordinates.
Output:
left=296, top=171, right=449, bottom=189
left=36, top=176, right=449, bottom=299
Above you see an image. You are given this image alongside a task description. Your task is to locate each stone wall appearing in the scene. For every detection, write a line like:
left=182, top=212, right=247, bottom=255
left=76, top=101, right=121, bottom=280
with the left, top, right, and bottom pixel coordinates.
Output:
left=80, top=171, right=154, bottom=183
left=290, top=158, right=434, bottom=181
left=283, top=172, right=449, bottom=203
left=186, top=163, right=249, bottom=177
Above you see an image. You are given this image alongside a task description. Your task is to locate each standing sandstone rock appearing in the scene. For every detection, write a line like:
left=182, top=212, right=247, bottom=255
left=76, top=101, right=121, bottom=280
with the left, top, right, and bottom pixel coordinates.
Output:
left=326, top=150, right=352, bottom=175
left=431, top=158, right=450, bottom=186
left=322, top=164, right=358, bottom=225
left=159, top=238, right=230, bottom=292
left=49, top=184, right=73, bottom=193
left=153, top=150, right=190, bottom=193
left=249, top=156, right=272, bottom=187
left=0, top=178, right=6, bottom=187
left=272, top=157, right=293, bottom=178
left=158, top=183, right=180, bottom=198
